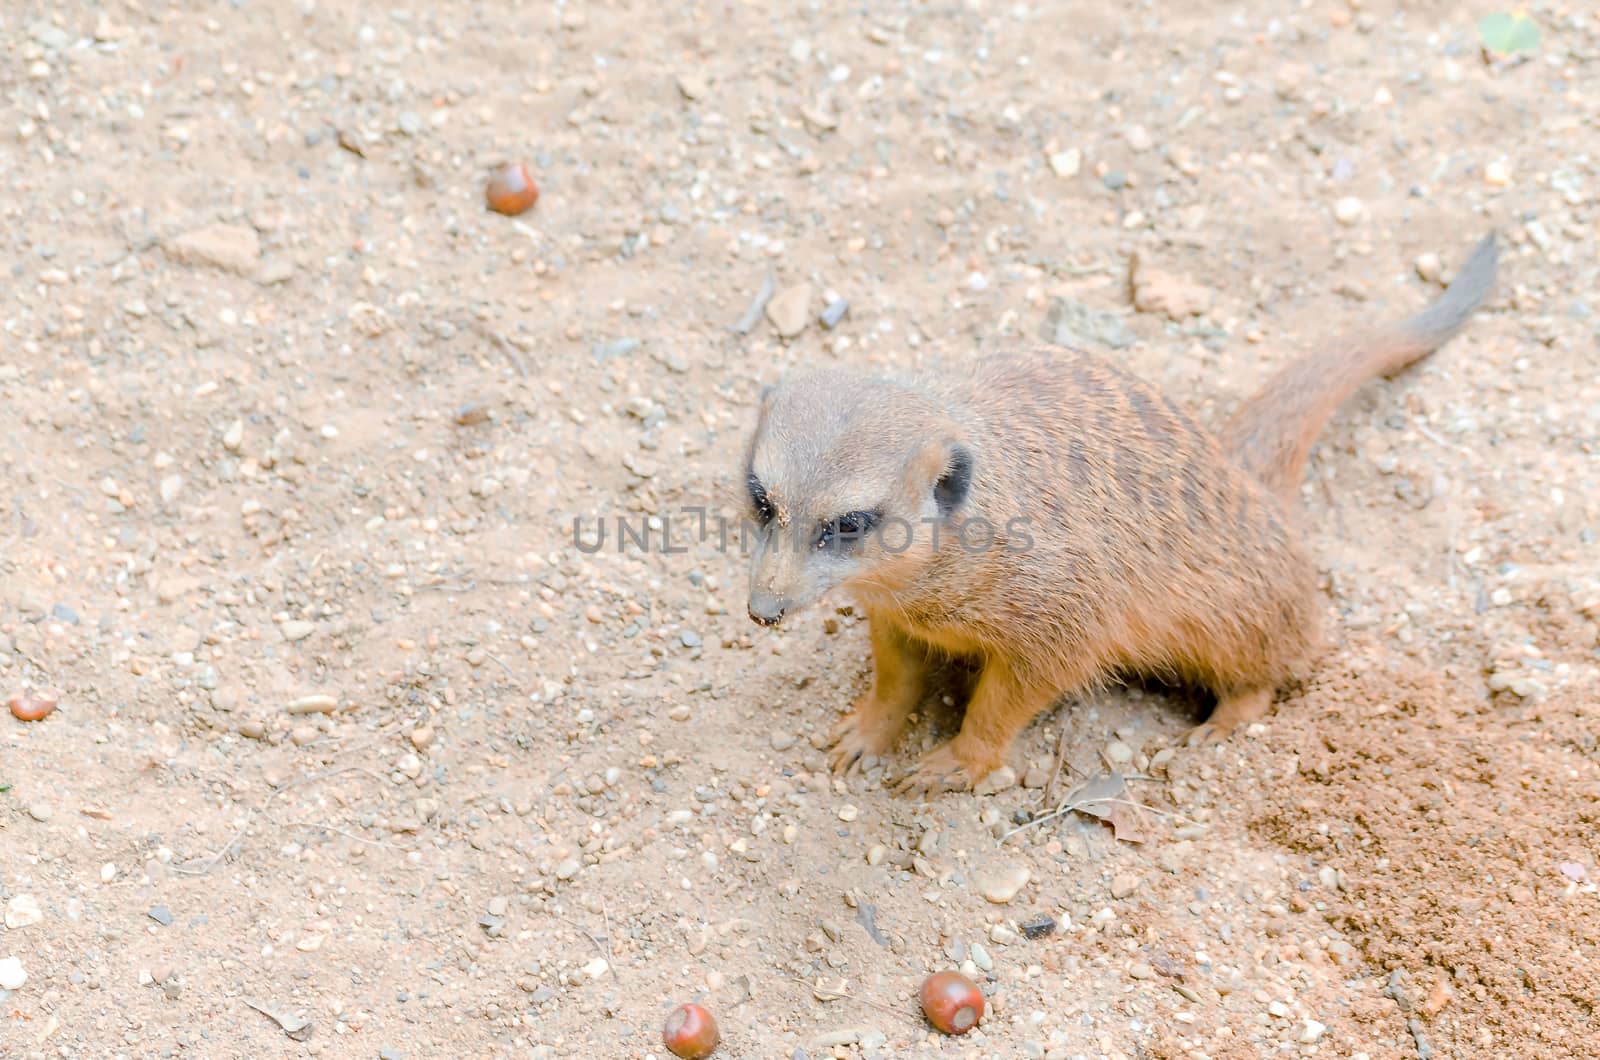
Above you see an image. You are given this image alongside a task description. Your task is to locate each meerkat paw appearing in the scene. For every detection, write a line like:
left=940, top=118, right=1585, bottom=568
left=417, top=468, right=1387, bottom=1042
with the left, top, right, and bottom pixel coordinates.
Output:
left=892, top=743, right=1000, bottom=799
left=1185, top=687, right=1273, bottom=747
left=827, top=705, right=902, bottom=776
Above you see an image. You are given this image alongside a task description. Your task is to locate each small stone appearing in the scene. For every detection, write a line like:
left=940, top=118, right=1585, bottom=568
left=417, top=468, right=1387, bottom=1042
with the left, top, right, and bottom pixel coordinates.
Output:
left=969, top=942, right=993, bottom=972
left=1484, top=159, right=1511, bottom=187
left=1048, top=148, right=1081, bottom=178
left=582, top=957, right=610, bottom=981
left=1301, top=1019, right=1328, bottom=1044
left=1414, top=252, right=1443, bottom=284
left=769, top=732, right=796, bottom=751
left=222, top=419, right=244, bottom=452
left=1104, top=741, right=1135, bottom=765
left=1333, top=196, right=1364, bottom=226
left=280, top=620, right=316, bottom=642
left=101, top=862, right=118, bottom=883
left=285, top=693, right=337, bottom=715
left=977, top=863, right=1031, bottom=904
left=27, top=803, right=53, bottom=822
left=676, top=73, right=708, bottom=101
left=409, top=725, right=435, bottom=751
left=766, top=283, right=812, bottom=339
left=865, top=844, right=887, bottom=866
left=148, top=905, right=174, bottom=927
left=554, top=858, right=581, bottom=881
left=819, top=298, right=850, bottom=329
left=837, top=804, right=859, bottom=822
left=1020, top=915, right=1056, bottom=940
left=974, top=765, right=1017, bottom=796
left=1021, top=766, right=1050, bottom=789
left=159, top=474, right=184, bottom=504
left=1129, top=962, right=1155, bottom=980
left=1125, top=125, right=1153, bottom=152
left=1129, top=257, right=1213, bottom=320
left=396, top=753, right=423, bottom=780
left=1268, top=1000, right=1292, bottom=1018
left=164, top=223, right=261, bottom=275
left=4, top=895, right=43, bottom=930
left=289, top=725, right=317, bottom=747
left=0, top=956, right=27, bottom=991
left=1110, top=873, right=1141, bottom=900
left=1041, top=298, right=1135, bottom=350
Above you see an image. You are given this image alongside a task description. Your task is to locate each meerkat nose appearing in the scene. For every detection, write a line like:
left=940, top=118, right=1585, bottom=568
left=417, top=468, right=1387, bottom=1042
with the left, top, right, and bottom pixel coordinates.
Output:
left=747, top=591, right=789, bottom=627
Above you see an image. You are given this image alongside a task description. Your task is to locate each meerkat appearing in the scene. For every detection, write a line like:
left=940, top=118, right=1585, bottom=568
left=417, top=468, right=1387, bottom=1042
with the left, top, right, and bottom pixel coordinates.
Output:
left=740, top=234, right=1498, bottom=796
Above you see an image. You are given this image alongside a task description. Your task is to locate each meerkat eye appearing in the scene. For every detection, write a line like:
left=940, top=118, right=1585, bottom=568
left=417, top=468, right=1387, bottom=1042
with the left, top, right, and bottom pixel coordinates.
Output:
left=817, top=509, right=880, bottom=550
left=747, top=471, right=775, bottom=525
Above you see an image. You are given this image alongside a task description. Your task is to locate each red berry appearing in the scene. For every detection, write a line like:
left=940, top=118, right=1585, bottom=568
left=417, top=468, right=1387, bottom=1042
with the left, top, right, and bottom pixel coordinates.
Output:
left=662, top=1002, right=720, bottom=1059
left=920, top=970, right=983, bottom=1035
left=485, top=162, right=539, bottom=216
left=9, top=690, right=58, bottom=722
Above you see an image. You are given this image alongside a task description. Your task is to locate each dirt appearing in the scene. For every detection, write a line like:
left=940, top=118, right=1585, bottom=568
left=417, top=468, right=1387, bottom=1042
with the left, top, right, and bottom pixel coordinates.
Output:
left=3, top=1, right=1599, bottom=1058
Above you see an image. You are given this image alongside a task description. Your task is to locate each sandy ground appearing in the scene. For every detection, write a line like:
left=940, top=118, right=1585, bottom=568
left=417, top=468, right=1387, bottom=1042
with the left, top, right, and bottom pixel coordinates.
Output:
left=3, top=1, right=1599, bottom=1058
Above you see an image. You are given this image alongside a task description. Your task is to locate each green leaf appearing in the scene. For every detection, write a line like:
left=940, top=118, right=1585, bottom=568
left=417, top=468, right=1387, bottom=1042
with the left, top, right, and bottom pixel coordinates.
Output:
left=1478, top=11, right=1540, bottom=55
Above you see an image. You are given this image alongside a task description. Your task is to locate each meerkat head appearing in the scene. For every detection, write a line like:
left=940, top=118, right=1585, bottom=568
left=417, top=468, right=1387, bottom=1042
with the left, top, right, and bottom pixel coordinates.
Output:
left=739, top=370, right=973, bottom=627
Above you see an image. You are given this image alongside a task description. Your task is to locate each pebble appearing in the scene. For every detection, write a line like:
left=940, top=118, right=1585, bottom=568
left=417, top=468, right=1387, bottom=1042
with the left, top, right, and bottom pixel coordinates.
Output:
left=582, top=957, right=610, bottom=981
left=280, top=620, right=316, bottom=642
left=1301, top=1019, right=1328, bottom=1044
left=1048, top=148, right=1082, bottom=178
left=837, top=804, right=859, bottom=822
left=148, top=905, right=174, bottom=927
left=973, top=765, right=1017, bottom=796
left=0, top=956, right=26, bottom=991
left=159, top=474, right=184, bottom=504
left=409, top=725, right=435, bottom=751
left=1020, top=915, right=1056, bottom=940
left=27, top=803, right=52, bottom=822
left=970, top=941, right=993, bottom=972
left=396, top=753, right=423, bottom=780
left=1041, top=298, right=1135, bottom=351
left=164, top=223, right=261, bottom=275
left=101, top=862, right=118, bottom=883
left=1484, top=159, right=1511, bottom=187
left=1333, top=196, right=1364, bottom=226
left=554, top=858, right=581, bottom=881
left=4, top=895, right=43, bottom=930
left=976, top=862, right=1031, bottom=904
left=1104, top=741, right=1134, bottom=766
left=865, top=844, right=887, bottom=866
left=766, top=283, right=812, bottom=339
left=1129, top=258, right=1213, bottom=320
left=285, top=694, right=337, bottom=715
left=1110, top=873, right=1141, bottom=900
left=1415, top=252, right=1443, bottom=284
left=769, top=732, right=796, bottom=751
left=819, top=298, right=850, bottom=329
left=1125, top=124, right=1153, bottom=152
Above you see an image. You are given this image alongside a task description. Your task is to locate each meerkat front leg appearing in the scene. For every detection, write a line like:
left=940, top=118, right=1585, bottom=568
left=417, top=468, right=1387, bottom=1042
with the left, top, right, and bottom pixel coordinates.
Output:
left=894, top=656, right=1064, bottom=797
left=828, top=618, right=928, bottom=775
left=1185, top=686, right=1273, bottom=746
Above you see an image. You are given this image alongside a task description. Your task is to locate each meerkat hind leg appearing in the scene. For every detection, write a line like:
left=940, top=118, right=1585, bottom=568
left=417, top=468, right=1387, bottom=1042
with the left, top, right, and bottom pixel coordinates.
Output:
left=894, top=658, right=1061, bottom=798
left=828, top=621, right=928, bottom=775
left=1185, top=686, right=1273, bottom=747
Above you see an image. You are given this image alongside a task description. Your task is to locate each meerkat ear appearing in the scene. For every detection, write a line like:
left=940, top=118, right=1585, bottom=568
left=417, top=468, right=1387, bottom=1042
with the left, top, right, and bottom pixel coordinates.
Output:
left=933, top=443, right=973, bottom=516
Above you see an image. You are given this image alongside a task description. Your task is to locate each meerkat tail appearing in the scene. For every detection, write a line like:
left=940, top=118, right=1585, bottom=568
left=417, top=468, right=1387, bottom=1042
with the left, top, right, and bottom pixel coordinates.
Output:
left=1223, top=232, right=1499, bottom=500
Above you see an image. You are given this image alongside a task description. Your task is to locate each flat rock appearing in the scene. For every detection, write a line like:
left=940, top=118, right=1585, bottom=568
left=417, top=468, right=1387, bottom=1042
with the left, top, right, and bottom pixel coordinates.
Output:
left=1041, top=297, right=1135, bottom=350
left=164, top=223, right=261, bottom=275
left=1129, top=256, right=1214, bottom=320
left=5, top=895, right=43, bottom=930
left=767, top=283, right=812, bottom=339
left=977, top=862, right=1031, bottom=903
